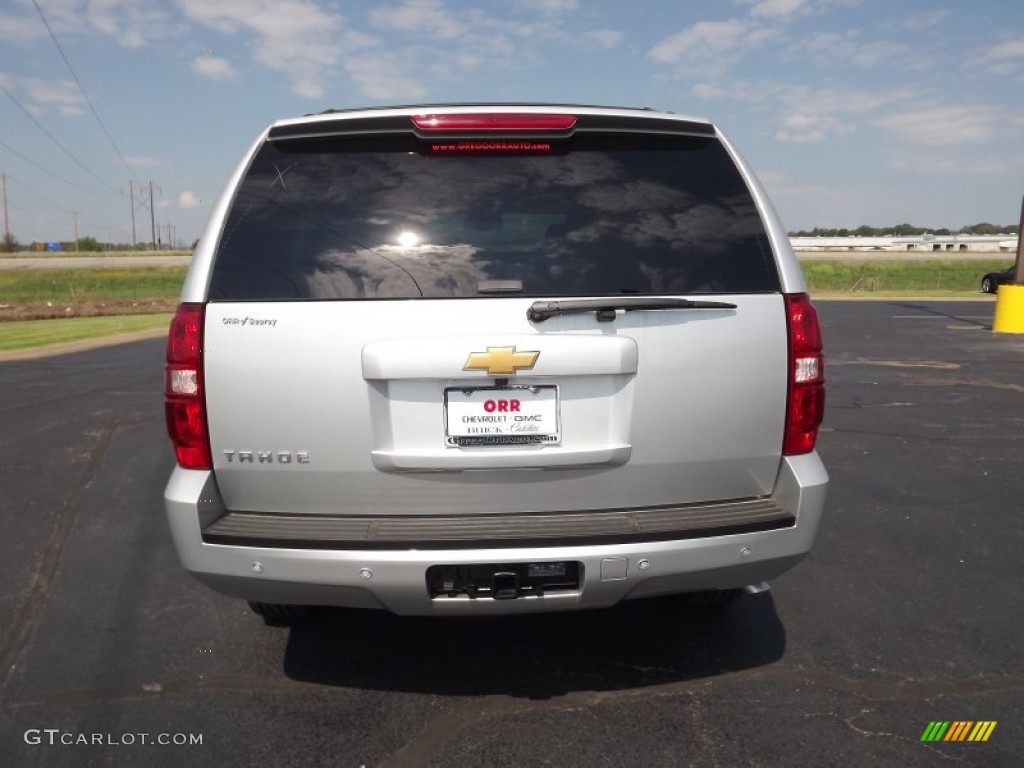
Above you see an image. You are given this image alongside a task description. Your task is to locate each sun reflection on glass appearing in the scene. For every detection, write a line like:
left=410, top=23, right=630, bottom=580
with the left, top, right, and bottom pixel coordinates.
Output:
left=396, top=231, right=420, bottom=248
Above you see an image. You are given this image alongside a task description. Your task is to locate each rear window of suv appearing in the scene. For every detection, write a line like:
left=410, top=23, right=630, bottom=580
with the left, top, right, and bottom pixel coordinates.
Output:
left=209, top=131, right=779, bottom=301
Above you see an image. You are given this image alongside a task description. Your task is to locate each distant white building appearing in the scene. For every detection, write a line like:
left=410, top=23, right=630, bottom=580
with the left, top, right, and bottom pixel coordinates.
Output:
left=790, top=234, right=1018, bottom=253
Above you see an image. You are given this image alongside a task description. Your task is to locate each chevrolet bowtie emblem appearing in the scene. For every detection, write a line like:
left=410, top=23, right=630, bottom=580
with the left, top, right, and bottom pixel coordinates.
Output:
left=464, top=346, right=540, bottom=376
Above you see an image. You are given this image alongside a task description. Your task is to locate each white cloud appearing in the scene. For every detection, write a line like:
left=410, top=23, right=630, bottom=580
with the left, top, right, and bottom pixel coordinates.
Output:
left=696, top=75, right=1022, bottom=180
left=693, top=79, right=921, bottom=143
left=691, top=82, right=724, bottom=100
left=850, top=40, right=928, bottom=69
left=886, top=151, right=1024, bottom=176
left=85, top=0, right=173, bottom=48
left=191, top=56, right=239, bottom=82
left=650, top=20, right=758, bottom=64
left=178, top=191, right=199, bottom=209
left=1, top=1, right=181, bottom=48
left=651, top=0, right=867, bottom=81
left=897, top=9, right=951, bottom=30
left=9, top=0, right=575, bottom=104
left=799, top=31, right=932, bottom=71
left=368, top=0, right=467, bottom=39
left=124, top=155, right=169, bottom=168
left=0, top=0, right=606, bottom=106
left=0, top=74, right=85, bottom=116
left=582, top=29, right=623, bottom=50
left=755, top=170, right=788, bottom=188
left=985, top=39, right=1024, bottom=62
left=875, top=106, right=1001, bottom=146
left=755, top=170, right=829, bottom=201
left=693, top=79, right=918, bottom=117
left=972, top=38, right=1024, bottom=77
left=182, top=0, right=347, bottom=99
left=354, top=1, right=621, bottom=96
left=343, top=55, right=428, bottom=101
left=775, top=113, right=853, bottom=143
left=523, top=0, right=580, bottom=12
left=750, top=0, right=810, bottom=19
left=804, top=31, right=846, bottom=52
left=454, top=53, right=483, bottom=72
left=0, top=8, right=43, bottom=43
left=649, top=18, right=781, bottom=79
left=742, top=0, right=860, bottom=19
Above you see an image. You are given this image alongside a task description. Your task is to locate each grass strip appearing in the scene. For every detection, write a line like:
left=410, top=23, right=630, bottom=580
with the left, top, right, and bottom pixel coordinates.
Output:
left=800, top=259, right=1012, bottom=293
left=0, top=314, right=172, bottom=352
left=0, top=267, right=187, bottom=303
left=0, top=260, right=1012, bottom=310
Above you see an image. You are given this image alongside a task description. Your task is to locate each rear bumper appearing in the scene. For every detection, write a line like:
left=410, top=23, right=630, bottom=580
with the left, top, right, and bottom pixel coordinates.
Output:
left=164, top=454, right=827, bottom=616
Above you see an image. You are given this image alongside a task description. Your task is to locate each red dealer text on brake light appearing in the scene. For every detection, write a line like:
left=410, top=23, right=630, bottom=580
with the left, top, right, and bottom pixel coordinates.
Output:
left=429, top=141, right=553, bottom=153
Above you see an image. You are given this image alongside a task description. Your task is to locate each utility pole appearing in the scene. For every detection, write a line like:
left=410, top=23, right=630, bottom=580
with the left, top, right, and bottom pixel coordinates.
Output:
left=165, top=222, right=172, bottom=250
left=73, top=211, right=79, bottom=252
left=126, top=179, right=137, bottom=247
left=1, top=172, right=10, bottom=251
left=149, top=180, right=157, bottom=250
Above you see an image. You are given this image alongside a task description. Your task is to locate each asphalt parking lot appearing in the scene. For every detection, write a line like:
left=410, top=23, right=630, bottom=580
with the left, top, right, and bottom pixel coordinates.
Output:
left=1, top=300, right=1021, bottom=767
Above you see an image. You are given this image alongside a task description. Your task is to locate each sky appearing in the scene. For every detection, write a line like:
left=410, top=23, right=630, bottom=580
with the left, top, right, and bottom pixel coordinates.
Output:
left=1, top=0, right=1022, bottom=247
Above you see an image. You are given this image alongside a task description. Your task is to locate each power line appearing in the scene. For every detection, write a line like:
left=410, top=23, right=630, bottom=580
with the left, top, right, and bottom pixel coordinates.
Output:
left=8, top=198, right=126, bottom=243
left=6, top=174, right=76, bottom=216
left=7, top=199, right=63, bottom=226
left=32, top=0, right=143, bottom=188
left=0, top=80, right=119, bottom=193
left=0, top=136, right=108, bottom=195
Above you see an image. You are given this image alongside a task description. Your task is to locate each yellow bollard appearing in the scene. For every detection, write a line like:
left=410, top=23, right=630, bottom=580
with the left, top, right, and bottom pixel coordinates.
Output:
left=993, top=284, right=1024, bottom=333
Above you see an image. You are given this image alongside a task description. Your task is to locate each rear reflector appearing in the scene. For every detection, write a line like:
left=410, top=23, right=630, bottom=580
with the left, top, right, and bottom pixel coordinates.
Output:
left=167, top=369, right=198, bottom=396
left=165, top=303, right=211, bottom=469
left=783, top=293, right=825, bottom=455
left=411, top=113, right=577, bottom=132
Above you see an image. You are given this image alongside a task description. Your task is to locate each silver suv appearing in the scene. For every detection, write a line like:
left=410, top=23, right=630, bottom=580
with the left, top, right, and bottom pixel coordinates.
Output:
left=163, top=104, right=827, bottom=619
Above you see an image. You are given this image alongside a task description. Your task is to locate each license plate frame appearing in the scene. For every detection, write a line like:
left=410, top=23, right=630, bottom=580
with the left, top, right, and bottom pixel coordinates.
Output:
left=444, top=385, right=560, bottom=447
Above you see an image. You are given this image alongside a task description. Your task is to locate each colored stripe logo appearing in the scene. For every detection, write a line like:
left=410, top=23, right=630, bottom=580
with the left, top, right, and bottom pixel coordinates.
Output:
left=921, top=721, right=997, bottom=742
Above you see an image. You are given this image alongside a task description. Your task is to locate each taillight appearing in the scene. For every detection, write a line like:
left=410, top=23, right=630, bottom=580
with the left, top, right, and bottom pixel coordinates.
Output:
left=411, top=113, right=577, bottom=132
left=165, top=303, right=211, bottom=469
left=783, top=293, right=825, bottom=455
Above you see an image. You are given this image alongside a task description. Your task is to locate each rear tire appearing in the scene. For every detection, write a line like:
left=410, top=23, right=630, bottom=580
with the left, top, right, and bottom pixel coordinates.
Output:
left=982, top=277, right=994, bottom=293
left=675, top=589, right=744, bottom=608
left=247, top=601, right=308, bottom=625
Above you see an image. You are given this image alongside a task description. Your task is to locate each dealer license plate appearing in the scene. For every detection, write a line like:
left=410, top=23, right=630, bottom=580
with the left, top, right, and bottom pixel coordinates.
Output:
left=444, top=386, right=559, bottom=447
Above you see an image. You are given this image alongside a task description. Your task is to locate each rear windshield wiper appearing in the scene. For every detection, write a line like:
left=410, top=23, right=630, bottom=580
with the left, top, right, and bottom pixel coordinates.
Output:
left=528, top=297, right=737, bottom=322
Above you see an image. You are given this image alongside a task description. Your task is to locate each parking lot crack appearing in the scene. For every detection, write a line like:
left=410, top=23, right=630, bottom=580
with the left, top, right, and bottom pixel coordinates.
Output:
left=0, top=676, right=326, bottom=710
left=3, top=665, right=1020, bottom=761
left=0, top=421, right=117, bottom=694
left=905, top=375, right=1024, bottom=393
left=844, top=708, right=964, bottom=762
left=375, top=667, right=1021, bottom=766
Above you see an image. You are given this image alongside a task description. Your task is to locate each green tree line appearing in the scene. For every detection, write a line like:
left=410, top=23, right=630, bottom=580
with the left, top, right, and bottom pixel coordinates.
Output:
left=1, top=236, right=182, bottom=253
